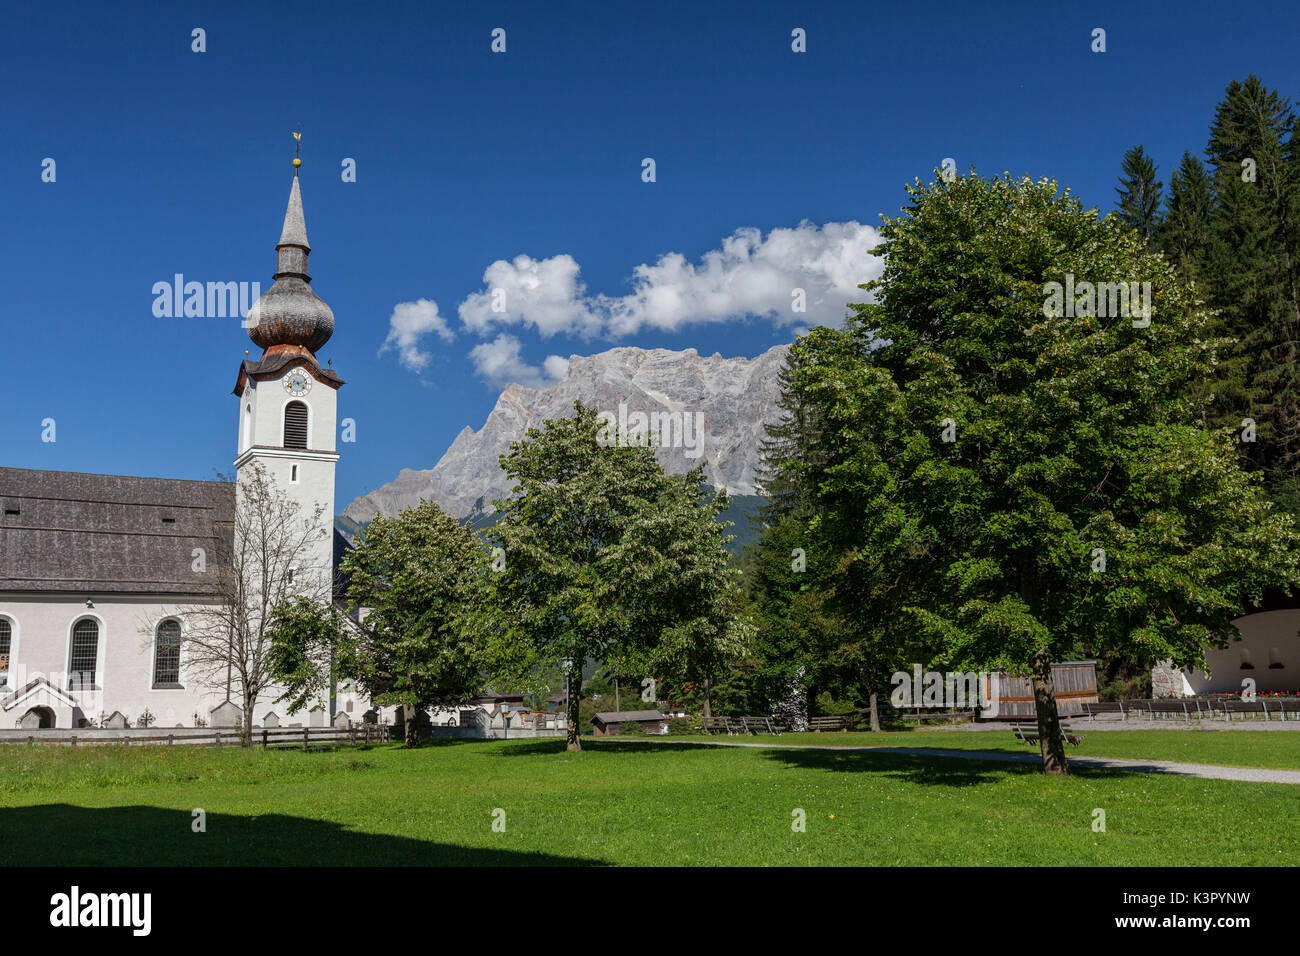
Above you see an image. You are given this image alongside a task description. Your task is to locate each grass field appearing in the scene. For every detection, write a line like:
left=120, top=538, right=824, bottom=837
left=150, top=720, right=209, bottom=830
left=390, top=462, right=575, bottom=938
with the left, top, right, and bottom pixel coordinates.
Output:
left=702, top=727, right=1300, bottom=770
left=0, top=733, right=1296, bottom=866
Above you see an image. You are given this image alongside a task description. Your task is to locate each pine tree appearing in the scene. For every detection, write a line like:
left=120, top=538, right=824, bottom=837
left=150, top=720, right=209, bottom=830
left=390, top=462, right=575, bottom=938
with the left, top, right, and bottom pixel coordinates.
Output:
left=1161, top=150, right=1213, bottom=280
left=1205, top=76, right=1300, bottom=488
left=1115, top=145, right=1163, bottom=243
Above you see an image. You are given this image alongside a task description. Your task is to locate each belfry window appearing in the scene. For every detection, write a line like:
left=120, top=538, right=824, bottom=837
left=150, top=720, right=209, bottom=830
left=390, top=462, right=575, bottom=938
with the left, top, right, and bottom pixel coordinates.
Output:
left=284, top=401, right=308, bottom=449
left=69, top=619, right=99, bottom=690
left=154, top=619, right=182, bottom=686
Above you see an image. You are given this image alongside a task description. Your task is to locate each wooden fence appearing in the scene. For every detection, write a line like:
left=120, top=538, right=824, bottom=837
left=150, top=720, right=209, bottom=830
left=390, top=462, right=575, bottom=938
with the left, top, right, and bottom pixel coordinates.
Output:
left=0, top=724, right=392, bottom=748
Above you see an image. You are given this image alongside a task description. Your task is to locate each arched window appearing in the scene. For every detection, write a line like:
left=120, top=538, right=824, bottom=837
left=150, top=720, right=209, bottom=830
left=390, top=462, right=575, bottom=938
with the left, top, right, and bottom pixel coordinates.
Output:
left=69, top=619, right=99, bottom=690
left=0, top=617, right=11, bottom=686
left=154, top=619, right=182, bottom=686
left=284, top=401, right=308, bottom=449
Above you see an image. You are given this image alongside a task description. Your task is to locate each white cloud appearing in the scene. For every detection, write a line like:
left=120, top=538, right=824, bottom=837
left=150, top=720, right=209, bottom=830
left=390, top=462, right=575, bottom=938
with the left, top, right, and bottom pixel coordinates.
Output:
left=458, top=254, right=603, bottom=339
left=456, top=220, right=883, bottom=339
left=468, top=333, right=570, bottom=389
left=380, top=298, right=455, bottom=372
left=382, top=221, right=884, bottom=385
left=543, top=355, right=570, bottom=380
left=602, top=220, right=883, bottom=334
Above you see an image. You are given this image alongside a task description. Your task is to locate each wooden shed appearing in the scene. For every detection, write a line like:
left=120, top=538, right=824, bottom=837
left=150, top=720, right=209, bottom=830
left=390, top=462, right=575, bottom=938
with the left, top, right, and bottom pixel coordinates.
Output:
left=985, top=661, right=1098, bottom=718
left=590, top=710, right=670, bottom=735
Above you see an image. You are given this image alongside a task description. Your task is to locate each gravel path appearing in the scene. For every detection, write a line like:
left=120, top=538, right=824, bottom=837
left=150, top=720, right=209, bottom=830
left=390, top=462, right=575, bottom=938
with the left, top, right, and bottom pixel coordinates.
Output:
left=953, top=718, right=1300, bottom=732
left=608, top=738, right=1300, bottom=784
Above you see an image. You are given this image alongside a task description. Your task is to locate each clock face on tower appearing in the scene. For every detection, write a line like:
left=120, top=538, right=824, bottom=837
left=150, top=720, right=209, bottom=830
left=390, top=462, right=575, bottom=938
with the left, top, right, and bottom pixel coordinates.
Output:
left=283, top=368, right=312, bottom=397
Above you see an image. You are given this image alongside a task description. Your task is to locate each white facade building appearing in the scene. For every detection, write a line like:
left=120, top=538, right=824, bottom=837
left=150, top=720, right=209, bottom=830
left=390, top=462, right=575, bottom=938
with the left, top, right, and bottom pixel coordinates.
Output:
left=0, top=161, right=369, bottom=730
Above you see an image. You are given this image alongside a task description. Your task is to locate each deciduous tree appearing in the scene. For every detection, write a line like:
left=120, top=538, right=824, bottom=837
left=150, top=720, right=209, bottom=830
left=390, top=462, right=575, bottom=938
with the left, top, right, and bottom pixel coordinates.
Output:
left=789, top=172, right=1299, bottom=773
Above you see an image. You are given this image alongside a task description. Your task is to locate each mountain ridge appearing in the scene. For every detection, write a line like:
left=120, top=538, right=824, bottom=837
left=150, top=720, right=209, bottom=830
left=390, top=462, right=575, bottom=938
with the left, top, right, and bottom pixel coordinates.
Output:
left=342, top=342, right=790, bottom=531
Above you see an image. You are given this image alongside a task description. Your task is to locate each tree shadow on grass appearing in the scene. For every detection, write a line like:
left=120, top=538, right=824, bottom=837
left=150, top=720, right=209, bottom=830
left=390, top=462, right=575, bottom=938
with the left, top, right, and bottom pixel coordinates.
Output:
left=756, top=746, right=1178, bottom=786
left=0, top=805, right=607, bottom=867
left=546, top=738, right=1020, bottom=785
left=473, top=737, right=1169, bottom=789
left=755, top=747, right=1019, bottom=786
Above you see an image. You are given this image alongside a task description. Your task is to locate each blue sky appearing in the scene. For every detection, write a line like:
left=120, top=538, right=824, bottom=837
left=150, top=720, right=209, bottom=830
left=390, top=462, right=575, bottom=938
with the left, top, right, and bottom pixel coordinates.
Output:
left=3, top=0, right=1298, bottom=508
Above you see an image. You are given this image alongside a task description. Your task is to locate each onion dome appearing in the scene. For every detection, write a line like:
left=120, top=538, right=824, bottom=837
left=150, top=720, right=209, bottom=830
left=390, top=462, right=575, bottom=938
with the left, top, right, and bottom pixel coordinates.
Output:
left=245, top=162, right=335, bottom=354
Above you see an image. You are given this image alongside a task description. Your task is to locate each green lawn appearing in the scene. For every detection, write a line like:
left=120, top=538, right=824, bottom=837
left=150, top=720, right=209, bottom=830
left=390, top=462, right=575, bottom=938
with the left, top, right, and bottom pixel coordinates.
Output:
left=684, top=727, right=1300, bottom=770
left=0, top=735, right=1295, bottom=866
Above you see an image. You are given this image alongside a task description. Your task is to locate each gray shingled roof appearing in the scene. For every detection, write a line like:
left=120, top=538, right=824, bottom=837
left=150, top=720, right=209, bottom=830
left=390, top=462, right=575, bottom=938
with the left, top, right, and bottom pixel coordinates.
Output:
left=0, top=467, right=233, bottom=595
left=246, top=171, right=335, bottom=354
left=279, top=171, right=309, bottom=249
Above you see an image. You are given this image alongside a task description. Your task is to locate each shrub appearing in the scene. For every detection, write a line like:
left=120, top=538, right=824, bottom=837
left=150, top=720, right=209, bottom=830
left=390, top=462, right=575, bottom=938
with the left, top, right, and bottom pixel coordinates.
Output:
left=616, top=719, right=646, bottom=736
left=665, top=718, right=699, bottom=736
left=814, top=692, right=859, bottom=718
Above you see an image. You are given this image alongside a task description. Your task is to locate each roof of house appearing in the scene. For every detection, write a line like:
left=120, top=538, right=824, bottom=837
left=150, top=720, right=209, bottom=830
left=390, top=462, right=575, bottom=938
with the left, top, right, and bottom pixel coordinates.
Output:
left=0, top=467, right=234, bottom=595
left=591, top=710, right=667, bottom=724
left=475, top=688, right=528, bottom=702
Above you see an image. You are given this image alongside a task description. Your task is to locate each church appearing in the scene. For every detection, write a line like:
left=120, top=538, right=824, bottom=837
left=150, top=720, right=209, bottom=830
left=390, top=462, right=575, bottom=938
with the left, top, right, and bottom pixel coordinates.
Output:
left=0, top=157, right=368, bottom=730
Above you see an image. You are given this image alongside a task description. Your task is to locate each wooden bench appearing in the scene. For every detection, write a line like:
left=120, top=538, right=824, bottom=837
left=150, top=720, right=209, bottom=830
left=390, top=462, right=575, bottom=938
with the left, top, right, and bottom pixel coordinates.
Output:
left=740, top=716, right=782, bottom=735
left=1081, top=701, right=1126, bottom=721
left=700, top=716, right=737, bottom=735
left=1012, top=722, right=1086, bottom=747
left=807, top=716, right=852, bottom=732
left=1218, top=699, right=1269, bottom=721
left=1146, top=699, right=1195, bottom=720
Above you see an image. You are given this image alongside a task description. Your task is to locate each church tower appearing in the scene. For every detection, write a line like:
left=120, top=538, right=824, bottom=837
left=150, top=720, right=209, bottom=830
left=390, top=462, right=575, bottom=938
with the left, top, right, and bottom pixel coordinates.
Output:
left=232, top=151, right=343, bottom=619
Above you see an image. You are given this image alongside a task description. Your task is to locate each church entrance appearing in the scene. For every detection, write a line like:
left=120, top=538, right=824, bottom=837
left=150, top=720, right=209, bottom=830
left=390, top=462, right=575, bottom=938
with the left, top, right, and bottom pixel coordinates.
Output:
left=19, top=706, right=55, bottom=729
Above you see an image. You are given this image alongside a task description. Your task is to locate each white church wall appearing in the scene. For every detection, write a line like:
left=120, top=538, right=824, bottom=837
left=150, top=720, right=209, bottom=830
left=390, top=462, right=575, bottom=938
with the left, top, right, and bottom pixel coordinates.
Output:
left=0, top=594, right=341, bottom=729
left=1183, top=608, right=1300, bottom=694
left=0, top=594, right=223, bottom=728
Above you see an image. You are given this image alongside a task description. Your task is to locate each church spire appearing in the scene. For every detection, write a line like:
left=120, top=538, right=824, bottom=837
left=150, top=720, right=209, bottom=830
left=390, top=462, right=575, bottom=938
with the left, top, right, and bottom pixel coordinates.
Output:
left=244, top=136, right=335, bottom=355
left=278, top=171, right=310, bottom=251
left=278, top=134, right=309, bottom=252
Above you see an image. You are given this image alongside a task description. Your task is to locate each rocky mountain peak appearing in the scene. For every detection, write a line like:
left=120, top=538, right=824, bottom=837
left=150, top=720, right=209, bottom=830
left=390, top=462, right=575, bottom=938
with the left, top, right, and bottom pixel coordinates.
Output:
left=342, top=342, right=790, bottom=526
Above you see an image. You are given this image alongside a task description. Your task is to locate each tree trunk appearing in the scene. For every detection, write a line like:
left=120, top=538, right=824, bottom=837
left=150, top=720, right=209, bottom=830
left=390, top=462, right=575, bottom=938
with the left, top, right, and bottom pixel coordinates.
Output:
left=403, top=704, right=418, bottom=748
left=868, top=690, right=881, bottom=732
left=565, top=656, right=583, bottom=753
left=1031, top=647, right=1069, bottom=775
left=701, top=678, right=713, bottom=719
left=241, top=692, right=254, bottom=747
